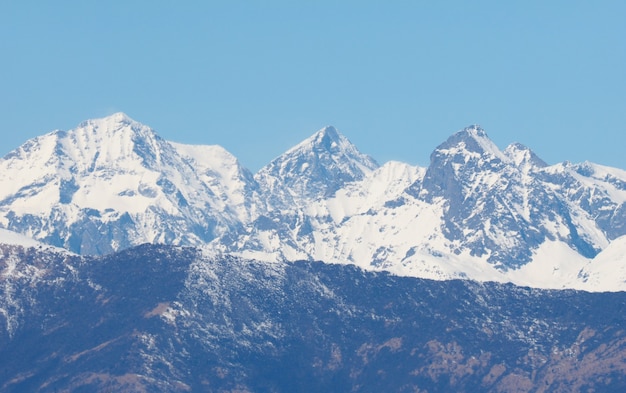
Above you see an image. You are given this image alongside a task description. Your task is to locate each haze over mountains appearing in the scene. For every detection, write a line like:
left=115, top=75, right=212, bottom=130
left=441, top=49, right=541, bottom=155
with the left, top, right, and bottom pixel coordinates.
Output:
left=1, top=113, right=625, bottom=291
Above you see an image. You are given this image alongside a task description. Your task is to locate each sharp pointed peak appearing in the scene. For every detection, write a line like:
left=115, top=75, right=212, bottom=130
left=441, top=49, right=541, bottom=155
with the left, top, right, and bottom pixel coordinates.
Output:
left=285, top=125, right=349, bottom=154
left=435, top=124, right=505, bottom=161
left=309, top=125, right=342, bottom=144
left=258, top=124, right=378, bottom=180
left=317, top=125, right=339, bottom=136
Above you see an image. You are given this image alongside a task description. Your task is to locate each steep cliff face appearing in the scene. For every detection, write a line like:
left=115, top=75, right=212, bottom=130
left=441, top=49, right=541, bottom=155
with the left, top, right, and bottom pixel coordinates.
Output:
left=1, top=243, right=626, bottom=392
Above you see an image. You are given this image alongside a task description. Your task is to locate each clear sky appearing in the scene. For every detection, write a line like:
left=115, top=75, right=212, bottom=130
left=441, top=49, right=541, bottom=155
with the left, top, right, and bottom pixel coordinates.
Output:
left=1, top=1, right=624, bottom=172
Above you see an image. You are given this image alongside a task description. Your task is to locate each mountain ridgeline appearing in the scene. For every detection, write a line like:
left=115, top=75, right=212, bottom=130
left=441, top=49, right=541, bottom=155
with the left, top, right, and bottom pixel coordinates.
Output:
left=2, top=243, right=626, bottom=392
left=1, top=113, right=625, bottom=290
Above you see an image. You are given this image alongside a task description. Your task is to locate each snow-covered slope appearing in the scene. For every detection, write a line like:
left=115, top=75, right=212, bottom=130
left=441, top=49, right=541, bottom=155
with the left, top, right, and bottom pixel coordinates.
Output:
left=539, top=161, right=626, bottom=241
left=169, top=142, right=259, bottom=223
left=0, top=228, right=44, bottom=249
left=0, top=113, right=253, bottom=254
left=2, top=115, right=626, bottom=291
left=230, top=160, right=425, bottom=262
left=574, top=235, right=626, bottom=291
left=0, top=228, right=69, bottom=256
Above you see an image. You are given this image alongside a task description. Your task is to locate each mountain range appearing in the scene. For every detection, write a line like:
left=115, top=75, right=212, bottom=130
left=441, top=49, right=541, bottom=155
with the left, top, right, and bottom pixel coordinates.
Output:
left=1, top=113, right=626, bottom=291
left=2, top=113, right=626, bottom=392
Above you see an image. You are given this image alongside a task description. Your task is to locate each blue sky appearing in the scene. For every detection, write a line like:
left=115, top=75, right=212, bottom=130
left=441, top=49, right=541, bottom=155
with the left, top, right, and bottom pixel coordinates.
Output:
left=1, top=1, right=624, bottom=171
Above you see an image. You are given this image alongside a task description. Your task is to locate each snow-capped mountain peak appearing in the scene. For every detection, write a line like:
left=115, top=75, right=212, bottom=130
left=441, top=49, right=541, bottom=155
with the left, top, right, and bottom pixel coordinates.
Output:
left=0, top=114, right=253, bottom=254
left=413, top=126, right=508, bottom=203
left=64, top=112, right=166, bottom=170
left=434, top=125, right=506, bottom=162
left=254, top=126, right=379, bottom=209
left=73, top=112, right=156, bottom=143
left=310, top=125, right=340, bottom=144
left=281, top=125, right=375, bottom=169
left=78, top=111, right=135, bottom=127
